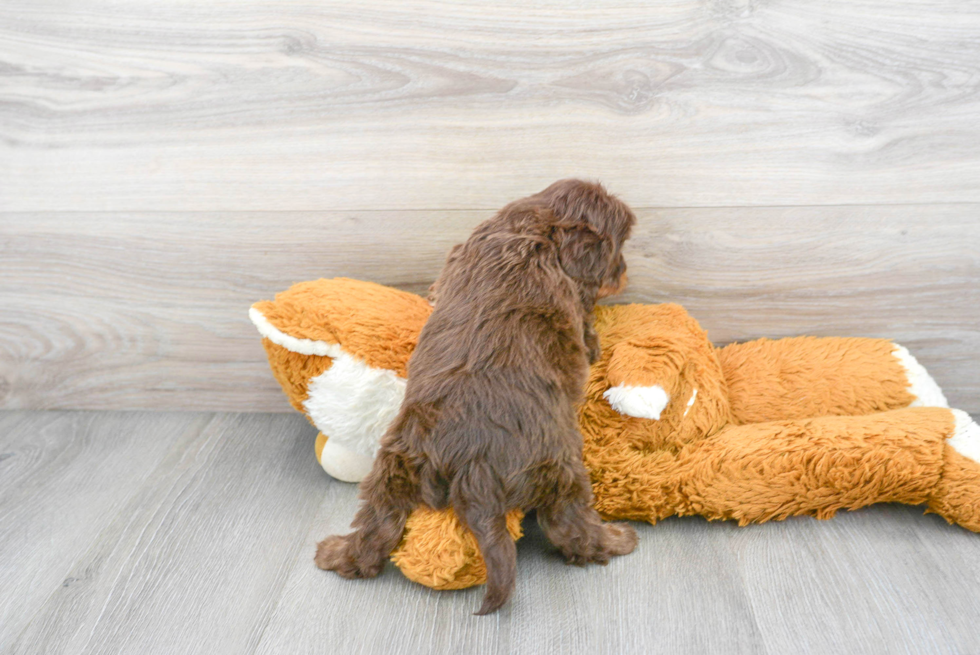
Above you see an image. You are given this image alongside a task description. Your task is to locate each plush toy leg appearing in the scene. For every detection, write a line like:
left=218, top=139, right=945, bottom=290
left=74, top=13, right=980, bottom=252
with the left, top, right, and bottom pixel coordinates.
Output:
left=676, top=407, right=953, bottom=525
left=717, top=336, right=946, bottom=425
left=390, top=507, right=524, bottom=590
left=314, top=432, right=375, bottom=483
left=928, top=410, right=980, bottom=532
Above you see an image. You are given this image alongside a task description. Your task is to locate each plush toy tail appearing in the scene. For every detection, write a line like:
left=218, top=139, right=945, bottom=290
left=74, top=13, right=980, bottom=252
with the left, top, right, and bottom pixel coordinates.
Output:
left=928, top=410, right=980, bottom=531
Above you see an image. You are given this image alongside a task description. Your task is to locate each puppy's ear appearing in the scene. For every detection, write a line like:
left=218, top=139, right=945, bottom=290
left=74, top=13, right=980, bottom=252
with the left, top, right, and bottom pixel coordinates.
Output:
left=554, top=223, right=613, bottom=284
left=428, top=243, right=464, bottom=304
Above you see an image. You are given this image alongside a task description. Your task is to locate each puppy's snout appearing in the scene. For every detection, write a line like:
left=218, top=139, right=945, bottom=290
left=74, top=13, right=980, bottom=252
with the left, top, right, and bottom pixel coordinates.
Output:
left=598, top=256, right=628, bottom=299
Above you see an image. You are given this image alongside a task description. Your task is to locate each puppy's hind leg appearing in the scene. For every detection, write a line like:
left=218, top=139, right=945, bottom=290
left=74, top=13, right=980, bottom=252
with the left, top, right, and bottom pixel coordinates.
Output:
left=315, top=447, right=419, bottom=579
left=537, top=460, right=638, bottom=566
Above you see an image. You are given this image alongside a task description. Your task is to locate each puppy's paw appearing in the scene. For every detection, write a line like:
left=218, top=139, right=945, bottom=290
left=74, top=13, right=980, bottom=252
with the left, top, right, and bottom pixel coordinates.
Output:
left=315, top=535, right=386, bottom=579
left=603, top=522, right=638, bottom=557
left=315, top=535, right=352, bottom=573
left=565, top=551, right=608, bottom=567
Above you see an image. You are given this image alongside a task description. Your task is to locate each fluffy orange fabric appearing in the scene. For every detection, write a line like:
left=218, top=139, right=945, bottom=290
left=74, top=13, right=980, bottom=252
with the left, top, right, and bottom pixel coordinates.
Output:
left=254, top=278, right=431, bottom=381
left=254, top=277, right=431, bottom=419
left=252, top=278, right=978, bottom=591
left=718, top=336, right=915, bottom=424
left=392, top=508, right=525, bottom=590
left=930, top=447, right=980, bottom=532
left=261, top=345, right=333, bottom=415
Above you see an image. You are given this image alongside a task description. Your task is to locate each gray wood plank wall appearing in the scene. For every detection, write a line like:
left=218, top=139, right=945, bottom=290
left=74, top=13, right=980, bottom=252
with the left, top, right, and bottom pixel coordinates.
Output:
left=2, top=1, right=978, bottom=412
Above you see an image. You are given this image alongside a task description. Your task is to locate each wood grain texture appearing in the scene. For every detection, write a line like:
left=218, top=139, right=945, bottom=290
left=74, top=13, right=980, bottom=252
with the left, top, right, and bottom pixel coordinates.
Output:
left=0, top=411, right=211, bottom=651
left=1, top=0, right=979, bottom=211
left=255, top=486, right=766, bottom=655
left=8, top=412, right=326, bottom=655
left=2, top=206, right=978, bottom=412
left=3, top=410, right=980, bottom=654
left=731, top=504, right=980, bottom=654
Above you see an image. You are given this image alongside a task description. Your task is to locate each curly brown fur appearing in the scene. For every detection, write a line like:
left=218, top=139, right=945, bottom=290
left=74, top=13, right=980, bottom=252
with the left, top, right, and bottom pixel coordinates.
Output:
left=315, top=179, right=639, bottom=614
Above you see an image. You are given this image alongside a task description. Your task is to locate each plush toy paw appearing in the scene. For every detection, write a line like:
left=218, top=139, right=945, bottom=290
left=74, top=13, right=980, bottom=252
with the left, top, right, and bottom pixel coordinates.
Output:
left=315, top=432, right=375, bottom=483
left=948, top=409, right=980, bottom=461
left=929, top=410, right=980, bottom=532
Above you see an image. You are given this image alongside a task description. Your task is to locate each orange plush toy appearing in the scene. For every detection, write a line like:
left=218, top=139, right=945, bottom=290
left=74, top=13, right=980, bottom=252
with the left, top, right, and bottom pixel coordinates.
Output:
left=251, top=278, right=980, bottom=590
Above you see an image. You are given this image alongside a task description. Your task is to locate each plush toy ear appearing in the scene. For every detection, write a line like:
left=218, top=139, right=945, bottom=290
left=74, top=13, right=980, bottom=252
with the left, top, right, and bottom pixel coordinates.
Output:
left=554, top=223, right=613, bottom=284
left=251, top=278, right=433, bottom=483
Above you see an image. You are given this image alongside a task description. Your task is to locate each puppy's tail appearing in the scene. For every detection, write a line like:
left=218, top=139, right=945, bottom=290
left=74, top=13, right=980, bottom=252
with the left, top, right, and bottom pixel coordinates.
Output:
left=451, top=469, right=517, bottom=615
left=470, top=512, right=517, bottom=615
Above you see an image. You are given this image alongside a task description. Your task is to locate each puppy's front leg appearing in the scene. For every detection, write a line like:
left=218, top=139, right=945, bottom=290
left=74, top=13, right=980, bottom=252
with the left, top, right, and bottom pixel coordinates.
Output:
left=584, top=320, right=601, bottom=364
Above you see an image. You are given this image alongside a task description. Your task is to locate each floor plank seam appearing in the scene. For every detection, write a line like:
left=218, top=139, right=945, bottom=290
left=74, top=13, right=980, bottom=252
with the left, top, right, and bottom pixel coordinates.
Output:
left=247, top=498, right=326, bottom=655
left=717, top=527, right=773, bottom=655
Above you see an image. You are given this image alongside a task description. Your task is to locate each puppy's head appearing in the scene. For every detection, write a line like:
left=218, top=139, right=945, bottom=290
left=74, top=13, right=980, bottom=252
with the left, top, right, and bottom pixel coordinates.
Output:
left=537, top=179, right=635, bottom=299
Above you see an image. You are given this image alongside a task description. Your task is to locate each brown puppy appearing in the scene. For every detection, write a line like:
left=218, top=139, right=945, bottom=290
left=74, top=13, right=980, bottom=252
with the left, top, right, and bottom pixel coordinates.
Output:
left=315, top=180, right=638, bottom=614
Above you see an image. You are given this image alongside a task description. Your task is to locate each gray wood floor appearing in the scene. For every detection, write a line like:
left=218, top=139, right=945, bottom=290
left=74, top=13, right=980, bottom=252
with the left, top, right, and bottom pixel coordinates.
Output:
left=4, top=410, right=980, bottom=655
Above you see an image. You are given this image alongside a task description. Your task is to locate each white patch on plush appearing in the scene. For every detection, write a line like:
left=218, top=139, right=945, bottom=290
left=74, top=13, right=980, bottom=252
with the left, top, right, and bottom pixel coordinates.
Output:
left=319, top=438, right=377, bottom=482
left=304, top=351, right=406, bottom=461
left=949, top=409, right=980, bottom=463
left=250, top=306, right=405, bottom=481
left=892, top=344, right=948, bottom=408
left=682, top=388, right=698, bottom=418
left=604, top=384, right=669, bottom=420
